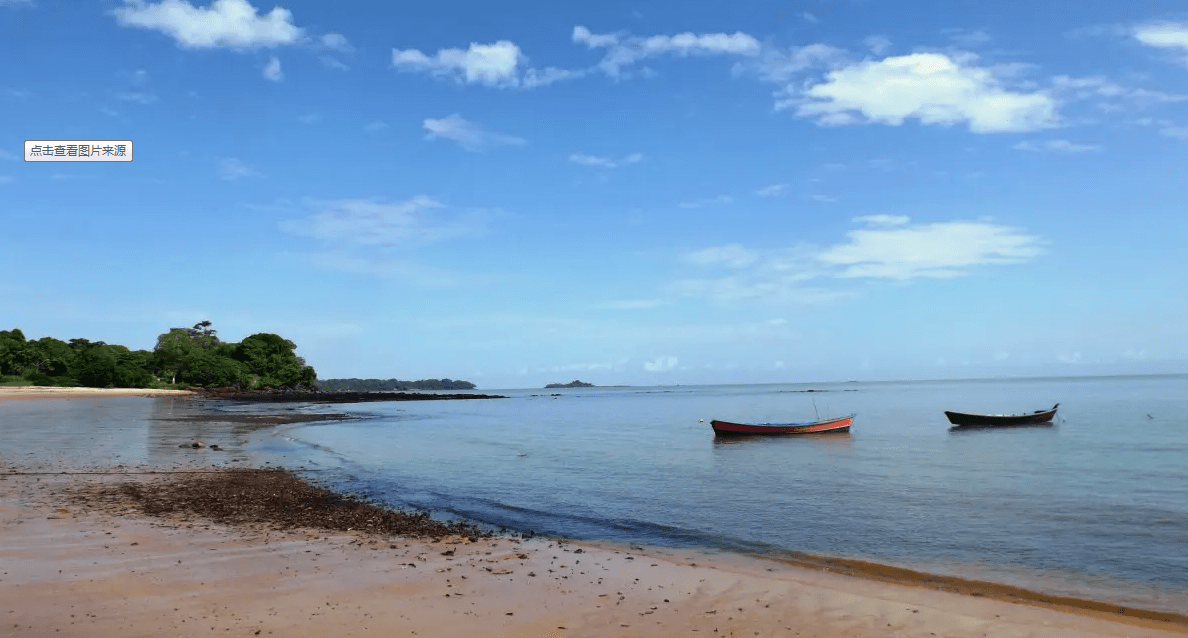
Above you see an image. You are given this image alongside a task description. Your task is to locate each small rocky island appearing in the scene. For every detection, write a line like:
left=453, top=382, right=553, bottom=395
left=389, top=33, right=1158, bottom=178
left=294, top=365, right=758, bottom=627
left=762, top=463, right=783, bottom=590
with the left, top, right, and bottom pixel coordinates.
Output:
left=544, top=380, right=595, bottom=389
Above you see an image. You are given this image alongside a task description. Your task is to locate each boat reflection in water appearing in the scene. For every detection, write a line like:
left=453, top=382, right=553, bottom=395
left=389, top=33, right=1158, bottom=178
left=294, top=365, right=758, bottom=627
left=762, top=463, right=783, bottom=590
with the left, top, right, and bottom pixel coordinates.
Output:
left=711, top=430, right=853, bottom=447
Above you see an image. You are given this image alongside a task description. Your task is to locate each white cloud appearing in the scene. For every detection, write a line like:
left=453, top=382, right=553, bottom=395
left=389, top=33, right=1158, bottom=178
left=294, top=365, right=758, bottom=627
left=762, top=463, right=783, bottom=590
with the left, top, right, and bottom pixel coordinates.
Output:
left=216, top=157, right=258, bottom=180
left=1134, top=22, right=1188, bottom=58
left=674, top=216, right=1045, bottom=305
left=786, top=52, right=1059, bottom=133
left=853, top=214, right=909, bottom=227
left=321, top=55, right=349, bottom=71
left=574, top=25, right=761, bottom=78
left=644, top=356, right=679, bottom=372
left=296, top=113, right=319, bottom=125
left=423, top=115, right=526, bottom=151
left=1052, top=75, right=1187, bottom=104
left=522, top=66, right=586, bottom=88
left=1013, top=139, right=1101, bottom=153
left=393, top=40, right=521, bottom=87
left=0, top=175, right=13, bottom=184
left=1162, top=126, right=1188, bottom=139
left=1052, top=75, right=1127, bottom=98
left=1134, top=117, right=1188, bottom=140
left=364, top=120, right=389, bottom=133
left=820, top=216, right=1044, bottom=279
left=755, top=183, right=787, bottom=197
left=737, top=43, right=847, bottom=83
left=391, top=39, right=583, bottom=89
left=864, top=35, right=892, bottom=55
left=279, top=196, right=488, bottom=246
left=113, top=0, right=303, bottom=49
left=321, top=32, right=351, bottom=51
left=263, top=56, right=282, bottom=81
left=684, top=244, right=759, bottom=269
left=802, top=12, right=820, bottom=24
left=317, top=33, right=352, bottom=70
left=0, top=149, right=16, bottom=160
left=568, top=152, right=643, bottom=168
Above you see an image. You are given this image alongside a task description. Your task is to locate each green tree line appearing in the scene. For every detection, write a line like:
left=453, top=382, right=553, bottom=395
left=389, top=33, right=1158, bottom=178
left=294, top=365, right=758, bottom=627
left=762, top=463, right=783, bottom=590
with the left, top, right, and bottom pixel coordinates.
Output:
left=316, top=378, right=476, bottom=392
left=0, top=321, right=316, bottom=390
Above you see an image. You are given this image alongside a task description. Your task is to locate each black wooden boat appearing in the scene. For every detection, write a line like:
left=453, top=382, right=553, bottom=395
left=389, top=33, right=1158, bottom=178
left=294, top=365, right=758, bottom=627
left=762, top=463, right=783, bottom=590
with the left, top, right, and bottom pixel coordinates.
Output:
left=944, top=403, right=1059, bottom=427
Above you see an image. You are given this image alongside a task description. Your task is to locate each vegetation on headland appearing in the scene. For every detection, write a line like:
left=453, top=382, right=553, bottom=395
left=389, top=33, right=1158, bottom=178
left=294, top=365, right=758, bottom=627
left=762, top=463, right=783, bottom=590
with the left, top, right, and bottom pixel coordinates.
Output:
left=317, top=378, right=477, bottom=392
left=545, top=380, right=595, bottom=388
left=0, top=321, right=316, bottom=390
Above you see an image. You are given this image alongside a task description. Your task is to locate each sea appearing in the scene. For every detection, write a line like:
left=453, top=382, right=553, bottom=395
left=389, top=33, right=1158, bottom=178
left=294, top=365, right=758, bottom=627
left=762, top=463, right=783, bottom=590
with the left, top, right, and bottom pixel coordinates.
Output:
left=2, top=375, right=1186, bottom=614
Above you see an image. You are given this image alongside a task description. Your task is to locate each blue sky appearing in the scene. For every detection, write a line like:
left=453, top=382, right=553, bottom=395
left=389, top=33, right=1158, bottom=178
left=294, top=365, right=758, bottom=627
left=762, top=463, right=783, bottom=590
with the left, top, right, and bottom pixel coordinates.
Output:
left=2, top=0, right=1186, bottom=388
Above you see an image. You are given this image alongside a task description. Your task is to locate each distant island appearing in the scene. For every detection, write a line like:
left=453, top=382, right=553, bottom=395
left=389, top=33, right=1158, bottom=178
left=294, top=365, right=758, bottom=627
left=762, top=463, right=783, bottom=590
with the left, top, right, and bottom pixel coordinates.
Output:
left=544, top=380, right=595, bottom=388
left=317, top=378, right=477, bottom=392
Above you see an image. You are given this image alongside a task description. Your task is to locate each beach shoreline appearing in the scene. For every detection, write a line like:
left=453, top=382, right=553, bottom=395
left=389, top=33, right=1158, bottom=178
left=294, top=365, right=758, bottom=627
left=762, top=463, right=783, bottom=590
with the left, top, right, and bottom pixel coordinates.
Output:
left=0, top=385, right=507, bottom=403
left=0, top=386, right=197, bottom=401
left=1, top=465, right=1184, bottom=637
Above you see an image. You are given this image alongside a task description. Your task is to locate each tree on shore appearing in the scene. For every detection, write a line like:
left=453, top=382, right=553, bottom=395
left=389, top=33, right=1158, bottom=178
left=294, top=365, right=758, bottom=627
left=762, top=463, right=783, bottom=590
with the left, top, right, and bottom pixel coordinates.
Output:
left=233, top=333, right=317, bottom=388
left=154, top=328, right=201, bottom=385
left=2, top=321, right=320, bottom=390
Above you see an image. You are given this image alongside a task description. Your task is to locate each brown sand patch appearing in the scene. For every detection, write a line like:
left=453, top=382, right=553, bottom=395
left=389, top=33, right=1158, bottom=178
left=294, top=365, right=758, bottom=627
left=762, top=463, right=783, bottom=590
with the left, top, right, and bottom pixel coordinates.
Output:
left=58, top=467, right=493, bottom=540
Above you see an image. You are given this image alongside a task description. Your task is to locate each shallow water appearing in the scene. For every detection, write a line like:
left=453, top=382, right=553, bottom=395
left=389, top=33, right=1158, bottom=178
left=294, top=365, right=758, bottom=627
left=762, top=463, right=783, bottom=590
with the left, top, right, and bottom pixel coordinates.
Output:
left=2, top=375, right=1186, bottom=613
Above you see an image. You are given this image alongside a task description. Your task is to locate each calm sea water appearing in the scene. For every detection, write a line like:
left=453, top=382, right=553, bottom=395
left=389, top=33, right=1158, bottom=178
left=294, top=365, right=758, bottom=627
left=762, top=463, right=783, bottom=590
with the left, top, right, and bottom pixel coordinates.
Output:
left=2, top=375, right=1186, bottom=613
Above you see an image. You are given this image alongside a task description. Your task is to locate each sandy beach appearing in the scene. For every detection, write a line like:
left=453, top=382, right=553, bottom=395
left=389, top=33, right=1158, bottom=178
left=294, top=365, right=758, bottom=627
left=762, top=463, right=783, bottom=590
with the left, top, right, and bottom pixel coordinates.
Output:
left=0, top=386, right=196, bottom=401
left=1, top=465, right=1185, bottom=638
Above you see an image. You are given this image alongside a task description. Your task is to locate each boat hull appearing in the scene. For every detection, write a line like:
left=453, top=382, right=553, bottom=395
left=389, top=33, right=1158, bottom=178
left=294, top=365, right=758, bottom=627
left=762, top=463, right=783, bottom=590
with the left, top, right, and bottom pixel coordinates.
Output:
left=944, top=404, right=1058, bottom=427
left=710, top=414, right=854, bottom=436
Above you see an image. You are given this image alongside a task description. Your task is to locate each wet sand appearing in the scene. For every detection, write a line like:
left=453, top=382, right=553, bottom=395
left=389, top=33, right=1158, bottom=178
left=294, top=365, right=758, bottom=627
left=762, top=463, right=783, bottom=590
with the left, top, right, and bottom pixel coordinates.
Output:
left=1, top=466, right=1185, bottom=638
left=0, top=386, right=196, bottom=400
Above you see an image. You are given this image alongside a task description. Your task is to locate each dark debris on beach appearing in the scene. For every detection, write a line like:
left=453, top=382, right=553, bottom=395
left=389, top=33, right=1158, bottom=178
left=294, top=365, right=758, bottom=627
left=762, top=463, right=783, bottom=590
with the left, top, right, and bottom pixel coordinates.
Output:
left=63, top=468, right=494, bottom=540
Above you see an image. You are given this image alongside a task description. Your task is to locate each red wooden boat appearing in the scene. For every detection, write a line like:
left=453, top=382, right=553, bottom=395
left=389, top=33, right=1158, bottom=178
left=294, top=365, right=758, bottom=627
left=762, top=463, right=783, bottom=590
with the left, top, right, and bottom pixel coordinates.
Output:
left=710, top=414, right=855, bottom=436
